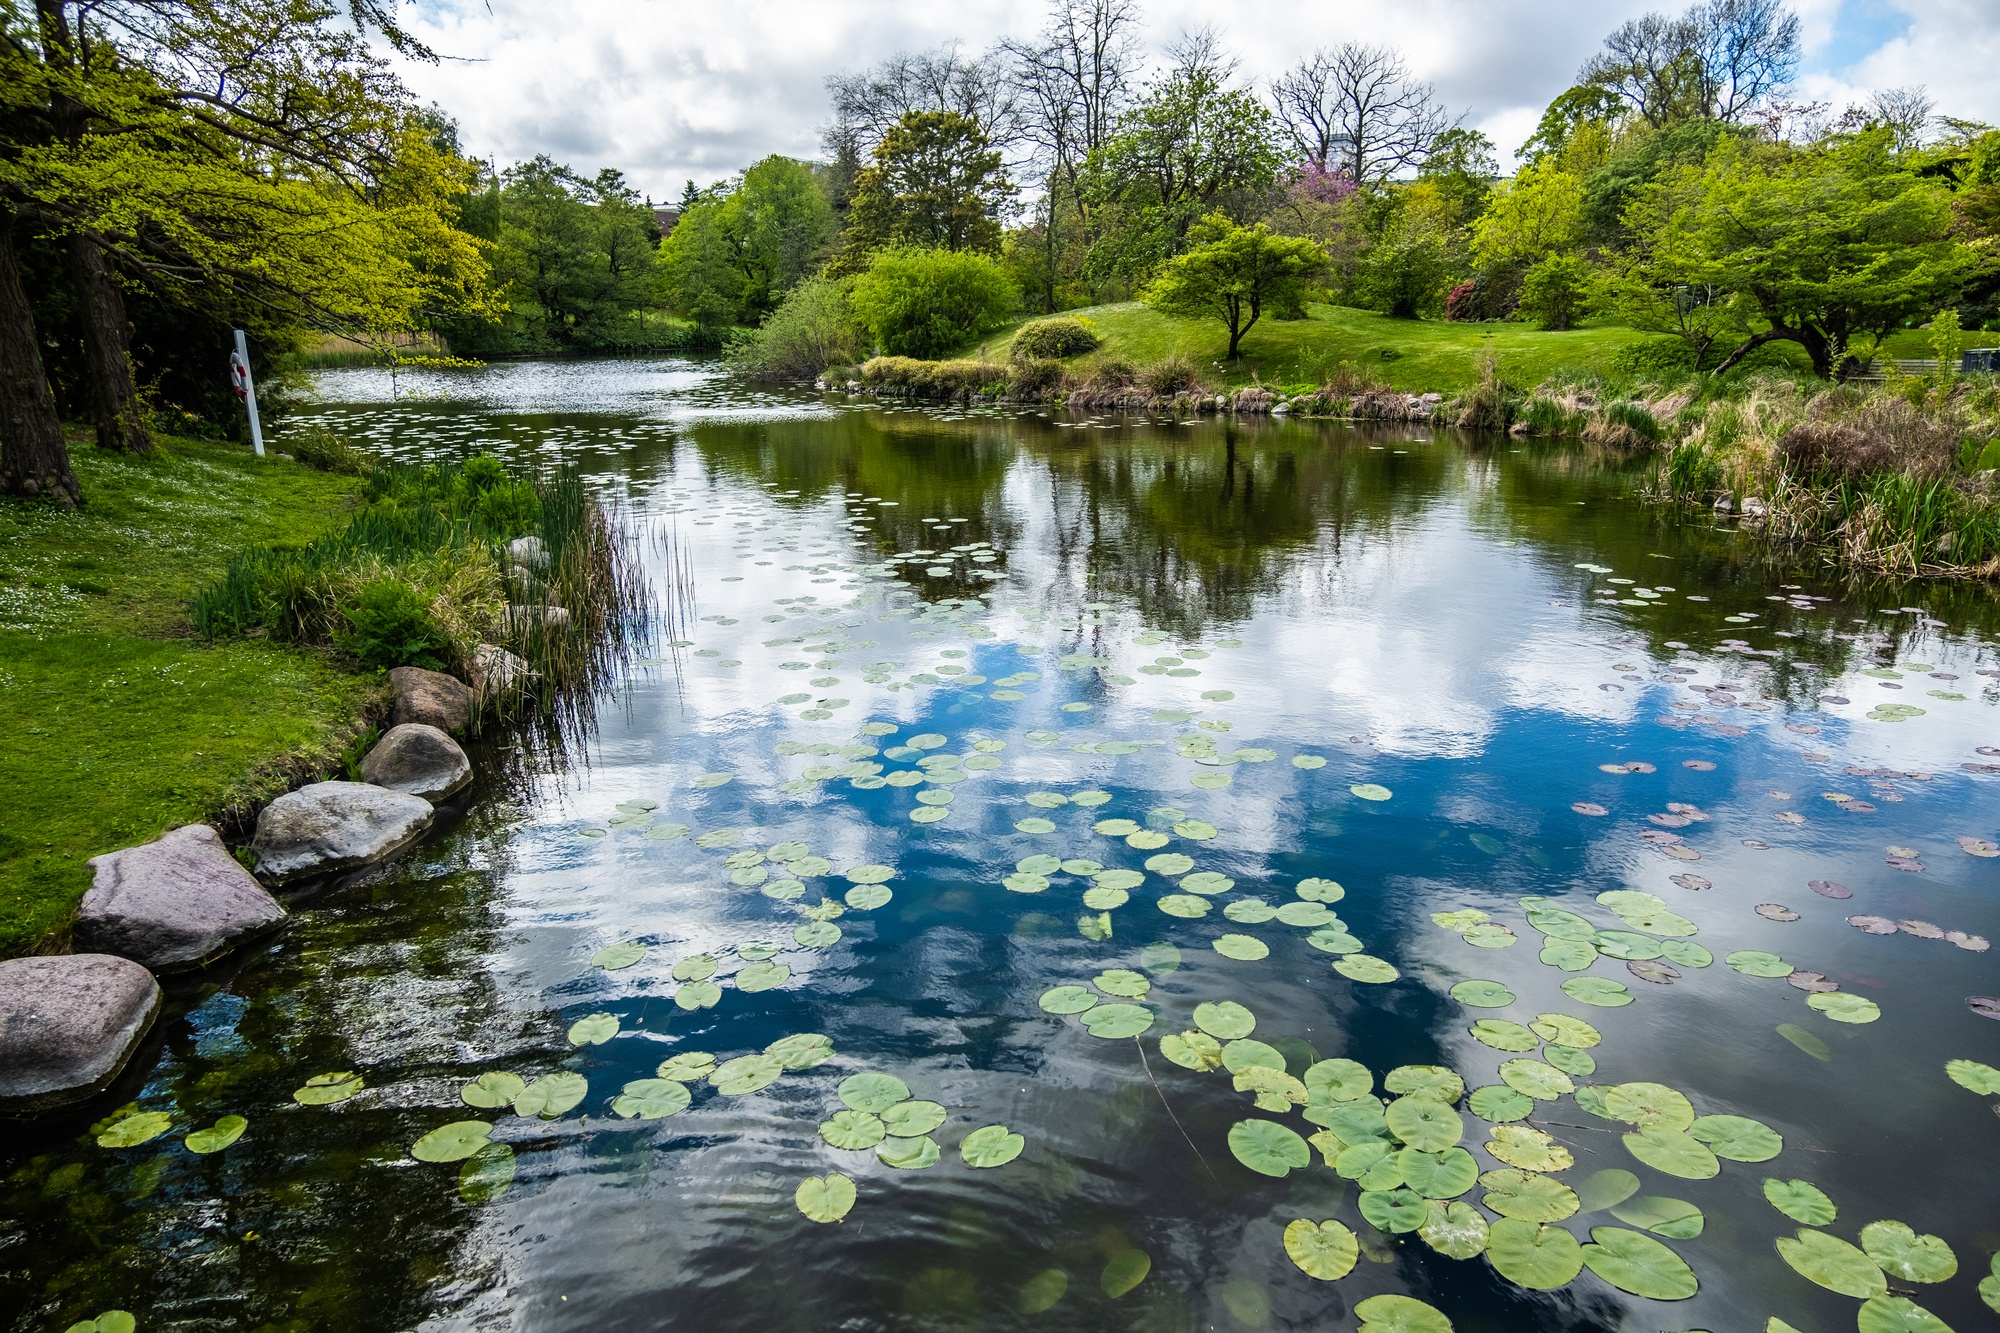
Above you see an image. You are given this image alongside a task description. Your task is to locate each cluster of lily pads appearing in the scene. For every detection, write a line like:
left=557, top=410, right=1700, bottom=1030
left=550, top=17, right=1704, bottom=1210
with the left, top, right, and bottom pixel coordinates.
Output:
left=798, top=1071, right=1025, bottom=1221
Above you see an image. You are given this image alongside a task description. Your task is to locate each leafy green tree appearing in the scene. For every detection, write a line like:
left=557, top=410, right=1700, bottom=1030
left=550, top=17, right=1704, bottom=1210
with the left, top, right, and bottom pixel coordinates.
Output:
left=844, top=111, right=1013, bottom=258
left=1516, top=254, right=1591, bottom=329
left=1144, top=214, right=1326, bottom=357
left=490, top=158, right=661, bottom=349
left=1471, top=164, right=1587, bottom=266
left=655, top=201, right=742, bottom=331
left=723, top=156, right=836, bottom=314
left=1634, top=130, right=1972, bottom=376
left=847, top=246, right=1018, bottom=358
left=1352, top=206, right=1458, bottom=319
left=1418, top=128, right=1499, bottom=225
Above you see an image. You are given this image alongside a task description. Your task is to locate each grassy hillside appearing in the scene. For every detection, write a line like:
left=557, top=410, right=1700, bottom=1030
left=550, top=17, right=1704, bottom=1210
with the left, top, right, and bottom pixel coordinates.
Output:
left=0, top=439, right=378, bottom=956
left=967, top=302, right=1679, bottom=392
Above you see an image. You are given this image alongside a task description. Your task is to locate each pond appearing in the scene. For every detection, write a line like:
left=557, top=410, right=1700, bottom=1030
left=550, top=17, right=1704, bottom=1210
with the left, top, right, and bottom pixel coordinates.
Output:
left=7, top=357, right=2000, bottom=1333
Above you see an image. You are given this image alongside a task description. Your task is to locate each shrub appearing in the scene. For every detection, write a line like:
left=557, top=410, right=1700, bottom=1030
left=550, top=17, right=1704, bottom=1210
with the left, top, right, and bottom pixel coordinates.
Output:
left=858, top=357, right=1010, bottom=398
left=1140, top=353, right=1209, bottom=398
left=1779, top=397, right=1960, bottom=479
left=286, top=423, right=374, bottom=475
left=1008, top=358, right=1070, bottom=399
left=728, top=276, right=868, bottom=380
left=1517, top=254, right=1590, bottom=331
left=848, top=247, right=1020, bottom=359
left=1088, top=358, right=1137, bottom=389
left=1011, top=316, right=1100, bottom=360
left=337, top=580, right=453, bottom=670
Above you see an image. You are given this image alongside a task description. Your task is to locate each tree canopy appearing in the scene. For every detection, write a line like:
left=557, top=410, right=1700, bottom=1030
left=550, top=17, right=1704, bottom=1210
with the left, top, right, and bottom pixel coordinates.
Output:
left=1144, top=214, right=1326, bottom=356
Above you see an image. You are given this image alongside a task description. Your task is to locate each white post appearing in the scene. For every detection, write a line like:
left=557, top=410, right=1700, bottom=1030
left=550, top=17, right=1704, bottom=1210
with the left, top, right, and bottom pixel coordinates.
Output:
left=231, top=328, right=265, bottom=456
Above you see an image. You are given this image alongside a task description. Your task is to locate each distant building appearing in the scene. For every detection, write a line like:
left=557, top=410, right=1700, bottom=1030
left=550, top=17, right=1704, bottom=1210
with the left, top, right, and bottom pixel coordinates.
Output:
left=652, top=208, right=681, bottom=239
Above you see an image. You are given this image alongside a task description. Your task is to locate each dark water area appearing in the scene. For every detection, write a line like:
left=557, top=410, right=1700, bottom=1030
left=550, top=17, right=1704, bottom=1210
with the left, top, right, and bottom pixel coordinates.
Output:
left=6, top=357, right=1999, bottom=1333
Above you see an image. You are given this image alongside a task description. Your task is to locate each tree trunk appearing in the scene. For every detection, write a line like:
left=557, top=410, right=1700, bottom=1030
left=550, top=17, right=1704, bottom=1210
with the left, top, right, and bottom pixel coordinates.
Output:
left=0, top=216, right=79, bottom=507
left=67, top=232, right=151, bottom=452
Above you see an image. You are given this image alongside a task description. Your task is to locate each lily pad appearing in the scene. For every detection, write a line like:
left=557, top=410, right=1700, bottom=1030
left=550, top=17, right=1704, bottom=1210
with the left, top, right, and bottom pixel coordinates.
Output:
left=675, top=979, right=722, bottom=1010
left=795, top=1172, right=857, bottom=1223
left=460, top=1072, right=527, bottom=1110
left=515, top=1072, right=588, bottom=1117
left=1355, top=1295, right=1452, bottom=1333
left=1856, top=1296, right=1955, bottom=1333
left=1471, top=1019, right=1540, bottom=1052
left=1222, top=1039, right=1286, bottom=1075
left=793, top=921, right=842, bottom=948
left=1451, top=979, right=1515, bottom=1007
left=1624, top=1127, right=1719, bottom=1179
left=1808, top=992, right=1880, bottom=1024
left=294, top=1071, right=365, bottom=1106
left=1296, top=877, right=1345, bottom=902
left=1487, top=1124, right=1573, bottom=1172
left=1039, top=985, right=1098, bottom=1015
left=1420, top=1199, right=1490, bottom=1259
left=1530, top=1014, right=1601, bottom=1048
left=1776, top=1228, right=1887, bottom=1297
left=1228, top=1119, right=1311, bottom=1177
left=1284, top=1218, right=1359, bottom=1279
left=1577, top=1168, right=1642, bottom=1211
left=766, top=1033, right=834, bottom=1069
left=1545, top=1045, right=1596, bottom=1077
left=1540, top=939, right=1600, bottom=971
left=1609, top=1195, right=1704, bottom=1239
left=1580, top=1225, right=1699, bottom=1299
left=1080, top=1003, right=1153, bottom=1038
left=1690, top=1114, right=1782, bottom=1161
left=877, top=1134, right=941, bottom=1169
left=657, top=1052, right=717, bottom=1081
left=881, top=1099, right=948, bottom=1138
left=458, top=1141, right=515, bottom=1204
left=1468, top=1085, right=1533, bottom=1122
left=1946, top=1059, right=2000, bottom=1094
left=838, top=1071, right=910, bottom=1113
left=591, top=941, right=646, bottom=970
left=961, top=1123, right=1026, bottom=1167
left=612, top=1079, right=693, bottom=1119
left=1400, top=1147, right=1479, bottom=1198
left=1727, top=950, right=1794, bottom=978
left=1194, top=1000, right=1256, bottom=1039
left=1763, top=1177, right=1836, bottom=1225
left=710, top=1053, right=784, bottom=1096
left=1486, top=1217, right=1584, bottom=1290
left=567, top=1012, right=619, bottom=1045
left=1561, top=976, right=1633, bottom=1007
left=1860, top=1221, right=1957, bottom=1283
left=735, top=961, right=791, bottom=992
left=1386, top=1096, right=1464, bottom=1152
left=1101, top=1249, right=1151, bottom=1299
left=1335, top=954, right=1399, bottom=984
left=844, top=884, right=892, bottom=910
left=1481, top=1168, right=1580, bottom=1222
left=1093, top=968, right=1150, bottom=998
left=412, top=1120, right=492, bottom=1163
left=1384, top=1066, right=1464, bottom=1103
left=1161, top=1030, right=1224, bottom=1070
left=1499, top=1059, right=1573, bottom=1101
left=1213, top=934, right=1269, bottom=961
left=1157, top=894, right=1210, bottom=918
left=1359, top=1187, right=1431, bottom=1233
left=185, top=1115, right=247, bottom=1154
left=1304, top=1058, right=1372, bottom=1102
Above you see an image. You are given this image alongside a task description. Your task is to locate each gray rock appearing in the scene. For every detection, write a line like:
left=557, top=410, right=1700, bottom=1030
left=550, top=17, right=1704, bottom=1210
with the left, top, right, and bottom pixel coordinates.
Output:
left=251, top=781, right=433, bottom=884
left=470, top=643, right=536, bottom=701
left=79, top=825, right=286, bottom=972
left=360, top=724, right=472, bottom=801
left=507, top=535, right=549, bottom=572
left=0, top=954, right=161, bottom=1113
left=388, top=665, right=471, bottom=732
left=503, top=604, right=571, bottom=635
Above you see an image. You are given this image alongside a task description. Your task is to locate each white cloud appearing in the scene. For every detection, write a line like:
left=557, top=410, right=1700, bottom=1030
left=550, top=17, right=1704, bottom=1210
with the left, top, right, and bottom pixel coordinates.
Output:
left=391, top=0, right=2000, bottom=197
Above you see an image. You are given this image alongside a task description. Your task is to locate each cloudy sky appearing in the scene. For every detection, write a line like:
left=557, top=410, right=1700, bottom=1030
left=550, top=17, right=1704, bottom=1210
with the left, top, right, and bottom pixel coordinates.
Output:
left=395, top=0, right=2000, bottom=200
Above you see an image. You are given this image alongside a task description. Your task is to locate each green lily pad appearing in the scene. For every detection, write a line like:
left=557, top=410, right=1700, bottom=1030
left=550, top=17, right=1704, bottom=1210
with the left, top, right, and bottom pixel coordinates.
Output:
left=1400, top=1147, right=1479, bottom=1198
left=1359, top=1187, right=1430, bottom=1233
left=1003, top=872, right=1050, bottom=894
left=795, top=1172, right=856, bottom=1223
left=1080, top=1003, right=1154, bottom=1038
left=591, top=941, right=646, bottom=969
left=1386, top=1096, right=1463, bottom=1152
left=1100, top=1249, right=1151, bottom=1299
left=844, top=884, right=892, bottom=910
left=1946, top=1059, right=2000, bottom=1094
left=675, top=979, right=722, bottom=1010
left=844, top=863, right=895, bottom=884
left=1336, top=1139, right=1401, bottom=1186
left=838, top=1072, right=910, bottom=1113
left=1276, top=901, right=1335, bottom=927
left=1224, top=899, right=1278, bottom=923
left=735, top=961, right=791, bottom=993
left=820, top=1110, right=887, bottom=1150
left=876, top=1134, right=941, bottom=1169
left=1857, top=1296, right=1955, bottom=1333
left=1221, top=1038, right=1286, bottom=1074
left=1320, top=1102, right=1393, bottom=1145
left=1544, top=1048, right=1595, bottom=1083
left=1471, top=1019, right=1540, bottom=1052
left=1463, top=924, right=1518, bottom=948
left=1284, top=1218, right=1359, bottom=1279
left=1658, top=939, right=1713, bottom=968
left=612, top=1079, right=692, bottom=1119
left=881, top=1100, right=947, bottom=1137
left=1623, top=1127, right=1719, bottom=1179
left=961, top=1123, right=1026, bottom=1167
left=184, top=1115, right=246, bottom=1154
left=1145, top=852, right=1195, bottom=875
left=1350, top=783, right=1393, bottom=801
left=1562, top=976, right=1634, bottom=1006
left=1304, top=1058, right=1372, bottom=1101
left=1499, top=1059, right=1574, bottom=1101
left=1307, top=927, right=1366, bottom=954
left=1384, top=1066, right=1464, bottom=1104
left=710, top=1053, right=783, bottom=1096
left=1094, top=968, right=1150, bottom=998
left=1580, top=1225, right=1698, bottom=1298
left=1481, top=1168, right=1580, bottom=1222
left=1194, top=1000, right=1256, bottom=1039
left=1018, top=1268, right=1068, bottom=1314
left=1576, top=1168, right=1641, bottom=1211
left=1229, top=1119, right=1311, bottom=1177
left=1777, top=1228, right=1887, bottom=1297
left=1452, top=979, right=1515, bottom=1007
left=1605, top=1082, right=1694, bottom=1129
left=1181, top=871, right=1234, bottom=895
left=411, top=1120, right=492, bottom=1162
left=656, top=1052, right=717, bottom=1081
left=1777, top=1023, right=1832, bottom=1060
left=1486, top=1217, right=1584, bottom=1290
left=1540, top=938, right=1599, bottom=971
left=766, top=1032, right=834, bottom=1069
left=1763, top=1177, right=1836, bottom=1225
left=1161, top=1030, right=1223, bottom=1070
left=1530, top=1014, right=1601, bottom=1048
left=1610, top=1195, right=1705, bottom=1239
left=515, top=1072, right=588, bottom=1117
left=1689, top=1114, right=1782, bottom=1161
left=793, top=921, right=842, bottom=948
left=1158, top=894, right=1210, bottom=918
left=1173, top=819, right=1218, bottom=840
left=458, top=1141, right=515, bottom=1204
left=294, top=1071, right=365, bottom=1106
left=1468, top=1085, right=1533, bottom=1122
left=1039, top=985, right=1098, bottom=1014
left=1213, top=934, right=1269, bottom=961
left=1860, top=1221, right=1957, bottom=1283
left=1727, top=949, right=1794, bottom=977
left=1808, top=992, right=1881, bottom=1024
left=1486, top=1124, right=1572, bottom=1172
left=1418, top=1199, right=1489, bottom=1258
left=1355, top=1294, right=1452, bottom=1333
left=567, top=1012, right=619, bottom=1045
left=1296, top=877, right=1345, bottom=902
left=1335, top=954, right=1399, bottom=984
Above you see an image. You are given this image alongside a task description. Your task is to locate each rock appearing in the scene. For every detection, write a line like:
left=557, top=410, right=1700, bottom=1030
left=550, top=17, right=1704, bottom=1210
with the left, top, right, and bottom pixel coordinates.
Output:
left=79, top=825, right=287, bottom=972
left=387, top=665, right=471, bottom=732
left=503, top=604, right=572, bottom=635
left=0, top=954, right=161, bottom=1113
left=1741, top=495, right=1769, bottom=518
left=360, top=723, right=472, bottom=801
left=470, top=643, right=536, bottom=701
left=1713, top=496, right=1733, bottom=512
left=507, top=535, right=549, bottom=572
left=250, top=781, right=433, bottom=884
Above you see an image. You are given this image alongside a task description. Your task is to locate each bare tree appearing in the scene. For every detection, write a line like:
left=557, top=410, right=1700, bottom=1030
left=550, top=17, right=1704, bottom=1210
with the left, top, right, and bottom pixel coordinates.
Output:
left=1582, top=0, right=1798, bottom=126
left=1868, top=85, right=1935, bottom=150
left=1271, top=43, right=1448, bottom=183
left=823, top=45, right=1023, bottom=162
left=1011, top=0, right=1141, bottom=158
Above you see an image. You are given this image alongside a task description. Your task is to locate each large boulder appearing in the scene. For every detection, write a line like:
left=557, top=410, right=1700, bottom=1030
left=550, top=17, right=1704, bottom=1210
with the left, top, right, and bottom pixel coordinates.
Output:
left=251, top=781, right=433, bottom=884
left=503, top=604, right=572, bottom=636
left=79, top=825, right=286, bottom=972
left=359, top=723, right=472, bottom=801
left=0, top=954, right=161, bottom=1113
left=507, top=534, right=549, bottom=572
left=470, top=643, right=537, bottom=703
left=388, top=665, right=471, bottom=732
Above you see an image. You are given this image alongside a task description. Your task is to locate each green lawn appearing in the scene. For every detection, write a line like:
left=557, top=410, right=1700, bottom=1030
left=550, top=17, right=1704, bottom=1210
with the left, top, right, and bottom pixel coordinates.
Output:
left=0, top=438, right=378, bottom=957
left=968, top=302, right=1673, bottom=392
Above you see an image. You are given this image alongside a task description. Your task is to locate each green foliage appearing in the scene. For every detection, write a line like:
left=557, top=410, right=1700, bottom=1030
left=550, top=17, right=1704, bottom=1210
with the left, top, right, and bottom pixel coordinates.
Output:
left=1418, top=128, right=1500, bottom=224
left=858, top=357, right=1011, bottom=398
left=337, top=580, right=450, bottom=670
left=845, top=112, right=1013, bottom=258
left=285, top=424, right=375, bottom=475
left=1144, top=215, right=1328, bottom=357
left=1011, top=317, right=1103, bottom=361
left=728, top=276, right=868, bottom=380
left=477, top=157, right=667, bottom=351
left=848, top=248, right=1019, bottom=358
left=1353, top=212, right=1458, bottom=320
left=659, top=156, right=836, bottom=329
left=1518, top=255, right=1592, bottom=331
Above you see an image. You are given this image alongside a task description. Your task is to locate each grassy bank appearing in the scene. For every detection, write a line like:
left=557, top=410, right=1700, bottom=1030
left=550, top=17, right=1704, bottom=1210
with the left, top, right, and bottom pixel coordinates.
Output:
left=967, top=302, right=1676, bottom=392
left=0, top=439, right=379, bottom=956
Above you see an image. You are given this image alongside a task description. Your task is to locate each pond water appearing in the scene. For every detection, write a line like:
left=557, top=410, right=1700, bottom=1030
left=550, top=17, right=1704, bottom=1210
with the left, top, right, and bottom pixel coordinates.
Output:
left=8, top=358, right=2000, bottom=1333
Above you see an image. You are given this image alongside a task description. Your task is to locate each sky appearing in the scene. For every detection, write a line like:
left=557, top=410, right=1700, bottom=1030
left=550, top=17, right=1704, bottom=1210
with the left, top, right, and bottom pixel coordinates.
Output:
left=393, top=0, right=2000, bottom=201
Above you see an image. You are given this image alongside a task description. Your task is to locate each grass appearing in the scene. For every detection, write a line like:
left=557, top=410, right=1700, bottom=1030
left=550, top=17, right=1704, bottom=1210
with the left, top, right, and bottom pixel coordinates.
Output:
left=968, top=301, right=1670, bottom=392
left=0, top=438, right=379, bottom=957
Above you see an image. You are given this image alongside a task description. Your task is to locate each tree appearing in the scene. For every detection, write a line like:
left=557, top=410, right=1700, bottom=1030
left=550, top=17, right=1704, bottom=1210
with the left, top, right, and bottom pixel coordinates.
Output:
left=1471, top=164, right=1586, bottom=266
left=1272, top=43, right=1449, bottom=183
left=847, top=246, right=1019, bottom=358
left=844, top=111, right=1014, bottom=257
left=0, top=209, right=76, bottom=504
left=1582, top=0, right=1799, bottom=127
left=823, top=44, right=1021, bottom=162
left=1516, top=254, right=1590, bottom=330
left=1144, top=214, right=1326, bottom=357
left=656, top=202, right=741, bottom=331
left=1418, top=127, right=1498, bottom=224
left=1634, top=130, right=1971, bottom=377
